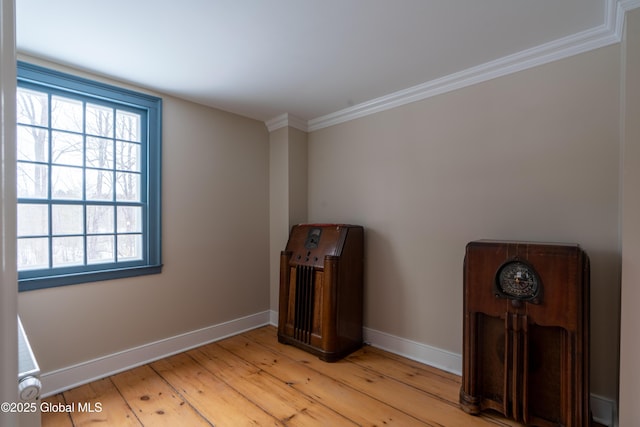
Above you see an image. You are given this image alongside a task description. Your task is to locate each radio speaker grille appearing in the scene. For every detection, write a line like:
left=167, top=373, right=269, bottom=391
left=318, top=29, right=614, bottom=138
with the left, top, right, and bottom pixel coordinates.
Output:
left=294, top=265, right=315, bottom=344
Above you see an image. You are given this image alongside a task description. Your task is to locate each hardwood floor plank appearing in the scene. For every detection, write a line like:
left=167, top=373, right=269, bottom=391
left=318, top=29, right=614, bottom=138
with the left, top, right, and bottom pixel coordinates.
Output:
left=42, top=326, right=531, bottom=427
left=62, top=377, right=141, bottom=426
left=110, top=364, right=211, bottom=427
left=190, top=342, right=358, bottom=426
left=40, top=394, right=74, bottom=427
left=347, top=345, right=461, bottom=400
left=250, top=326, right=462, bottom=403
left=151, top=352, right=282, bottom=426
left=348, top=342, right=528, bottom=426
left=247, top=327, right=516, bottom=427
left=217, top=333, right=431, bottom=426
left=345, top=347, right=524, bottom=427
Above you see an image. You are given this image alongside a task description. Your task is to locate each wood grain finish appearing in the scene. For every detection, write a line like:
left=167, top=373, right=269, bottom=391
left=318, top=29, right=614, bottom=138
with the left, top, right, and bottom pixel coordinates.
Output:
left=278, top=224, right=364, bottom=362
left=461, top=240, right=591, bottom=427
left=42, top=326, right=531, bottom=427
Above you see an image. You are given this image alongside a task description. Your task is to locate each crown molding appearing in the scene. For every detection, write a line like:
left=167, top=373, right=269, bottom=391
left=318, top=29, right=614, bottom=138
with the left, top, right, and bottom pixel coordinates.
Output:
left=615, top=0, right=640, bottom=38
left=267, top=0, right=639, bottom=133
left=265, top=113, right=308, bottom=133
left=620, top=0, right=640, bottom=11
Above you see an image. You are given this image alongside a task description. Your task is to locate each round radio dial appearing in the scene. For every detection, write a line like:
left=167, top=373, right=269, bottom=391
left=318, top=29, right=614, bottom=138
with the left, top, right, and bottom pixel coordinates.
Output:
left=496, top=261, right=540, bottom=300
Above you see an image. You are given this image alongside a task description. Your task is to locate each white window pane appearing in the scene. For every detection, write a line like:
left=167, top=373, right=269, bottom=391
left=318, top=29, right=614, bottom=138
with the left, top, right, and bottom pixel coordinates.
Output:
left=17, top=237, right=49, bottom=271
left=87, top=235, right=115, bottom=264
left=52, top=204, right=83, bottom=235
left=17, top=88, right=48, bottom=127
left=116, top=141, right=141, bottom=172
left=116, top=172, right=140, bottom=201
left=87, top=205, right=114, bottom=234
left=17, top=163, right=48, bottom=199
left=86, top=103, right=113, bottom=137
left=51, top=96, right=83, bottom=132
left=52, top=236, right=84, bottom=267
left=86, top=137, right=113, bottom=169
left=118, top=234, right=142, bottom=261
left=52, top=131, right=83, bottom=166
left=116, top=110, right=141, bottom=142
left=86, top=169, right=113, bottom=201
left=17, top=126, right=49, bottom=162
left=52, top=165, right=83, bottom=199
left=117, top=206, right=142, bottom=233
left=17, top=204, right=48, bottom=237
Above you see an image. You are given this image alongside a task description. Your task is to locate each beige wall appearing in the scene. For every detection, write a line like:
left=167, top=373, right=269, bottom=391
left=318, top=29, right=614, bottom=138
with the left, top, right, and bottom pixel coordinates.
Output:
left=619, top=8, right=640, bottom=426
left=307, top=45, right=621, bottom=400
left=269, top=127, right=289, bottom=313
left=17, top=58, right=271, bottom=373
left=269, top=127, right=308, bottom=312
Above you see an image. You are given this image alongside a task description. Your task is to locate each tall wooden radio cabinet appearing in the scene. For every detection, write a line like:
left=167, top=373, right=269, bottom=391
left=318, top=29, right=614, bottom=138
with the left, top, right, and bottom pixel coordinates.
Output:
left=278, top=224, right=364, bottom=362
left=460, top=240, right=590, bottom=426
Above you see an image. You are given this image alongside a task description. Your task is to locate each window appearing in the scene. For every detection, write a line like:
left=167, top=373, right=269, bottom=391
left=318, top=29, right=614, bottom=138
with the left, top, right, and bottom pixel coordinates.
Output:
left=16, top=62, right=162, bottom=291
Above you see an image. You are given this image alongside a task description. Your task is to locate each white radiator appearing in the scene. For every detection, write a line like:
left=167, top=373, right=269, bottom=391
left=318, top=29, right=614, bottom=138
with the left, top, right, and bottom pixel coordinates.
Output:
left=17, top=317, right=41, bottom=427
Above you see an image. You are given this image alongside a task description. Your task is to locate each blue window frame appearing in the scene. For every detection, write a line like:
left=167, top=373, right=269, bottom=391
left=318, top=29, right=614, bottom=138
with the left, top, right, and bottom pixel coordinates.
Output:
left=16, top=62, right=162, bottom=291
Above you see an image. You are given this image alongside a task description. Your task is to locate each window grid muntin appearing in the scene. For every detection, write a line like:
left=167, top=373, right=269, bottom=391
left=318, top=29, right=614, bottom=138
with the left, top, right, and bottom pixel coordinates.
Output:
left=17, top=81, right=148, bottom=276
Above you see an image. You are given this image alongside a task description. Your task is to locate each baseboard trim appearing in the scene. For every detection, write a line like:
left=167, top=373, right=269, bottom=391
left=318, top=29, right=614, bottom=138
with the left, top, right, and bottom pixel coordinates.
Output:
left=591, top=393, right=616, bottom=427
left=362, top=326, right=615, bottom=427
left=269, top=309, right=279, bottom=326
left=363, top=326, right=462, bottom=375
left=40, top=310, right=270, bottom=397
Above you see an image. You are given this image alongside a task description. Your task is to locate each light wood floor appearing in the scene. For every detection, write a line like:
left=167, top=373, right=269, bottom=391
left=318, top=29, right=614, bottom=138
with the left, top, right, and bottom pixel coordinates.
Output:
left=42, top=326, right=526, bottom=426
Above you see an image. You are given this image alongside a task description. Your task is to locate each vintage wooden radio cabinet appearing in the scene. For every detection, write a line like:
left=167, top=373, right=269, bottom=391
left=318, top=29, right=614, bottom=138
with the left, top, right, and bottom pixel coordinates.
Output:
left=460, top=240, right=590, bottom=426
left=278, top=224, right=364, bottom=362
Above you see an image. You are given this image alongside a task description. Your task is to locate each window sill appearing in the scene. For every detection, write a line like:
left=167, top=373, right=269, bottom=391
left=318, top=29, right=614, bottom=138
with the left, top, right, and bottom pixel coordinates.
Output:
left=18, top=264, right=163, bottom=292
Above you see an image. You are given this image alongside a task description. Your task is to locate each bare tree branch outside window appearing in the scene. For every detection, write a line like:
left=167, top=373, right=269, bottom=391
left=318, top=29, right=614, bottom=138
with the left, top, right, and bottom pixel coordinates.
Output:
left=17, top=88, right=144, bottom=271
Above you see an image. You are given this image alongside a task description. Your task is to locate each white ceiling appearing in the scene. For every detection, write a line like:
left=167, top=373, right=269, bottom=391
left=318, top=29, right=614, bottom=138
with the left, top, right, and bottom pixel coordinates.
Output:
left=16, top=0, right=618, bottom=126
